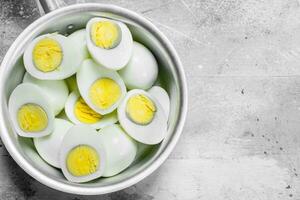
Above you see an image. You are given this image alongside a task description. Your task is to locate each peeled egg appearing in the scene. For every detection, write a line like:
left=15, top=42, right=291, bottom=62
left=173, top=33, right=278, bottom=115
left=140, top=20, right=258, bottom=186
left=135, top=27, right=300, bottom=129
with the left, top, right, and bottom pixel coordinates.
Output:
left=148, top=86, right=170, bottom=118
left=98, top=124, right=137, bottom=177
left=119, top=41, right=158, bottom=90
left=77, top=59, right=126, bottom=115
left=117, top=89, right=167, bottom=145
left=60, top=125, right=106, bottom=183
left=8, top=83, right=54, bottom=138
left=23, top=72, right=69, bottom=115
left=68, top=29, right=90, bottom=60
left=65, top=91, right=118, bottom=129
left=34, top=118, right=73, bottom=168
left=86, top=17, right=133, bottom=70
left=23, top=33, right=81, bottom=80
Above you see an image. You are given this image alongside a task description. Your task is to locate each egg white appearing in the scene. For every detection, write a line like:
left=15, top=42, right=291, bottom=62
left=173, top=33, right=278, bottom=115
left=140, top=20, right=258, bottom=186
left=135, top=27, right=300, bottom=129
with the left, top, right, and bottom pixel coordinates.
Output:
left=86, top=17, right=133, bottom=70
left=23, top=72, right=69, bottom=116
left=65, top=91, right=118, bottom=129
left=98, top=124, right=137, bottom=177
left=68, top=29, right=90, bottom=61
left=59, top=125, right=106, bottom=183
left=148, top=86, right=170, bottom=119
left=77, top=59, right=126, bottom=115
left=34, top=118, right=73, bottom=168
left=119, top=41, right=158, bottom=90
left=117, top=89, right=167, bottom=145
left=23, top=33, right=81, bottom=80
left=8, top=83, right=55, bottom=138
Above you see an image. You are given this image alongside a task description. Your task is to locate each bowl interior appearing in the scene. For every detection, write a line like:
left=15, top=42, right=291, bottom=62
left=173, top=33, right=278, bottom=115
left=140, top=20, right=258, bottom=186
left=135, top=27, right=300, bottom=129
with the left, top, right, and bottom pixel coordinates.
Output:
left=1, top=6, right=181, bottom=189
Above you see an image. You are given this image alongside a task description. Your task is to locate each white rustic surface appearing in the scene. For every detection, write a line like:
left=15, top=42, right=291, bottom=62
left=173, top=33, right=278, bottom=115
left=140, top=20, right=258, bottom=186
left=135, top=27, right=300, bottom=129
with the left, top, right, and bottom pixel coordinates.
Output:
left=1, top=0, right=300, bottom=199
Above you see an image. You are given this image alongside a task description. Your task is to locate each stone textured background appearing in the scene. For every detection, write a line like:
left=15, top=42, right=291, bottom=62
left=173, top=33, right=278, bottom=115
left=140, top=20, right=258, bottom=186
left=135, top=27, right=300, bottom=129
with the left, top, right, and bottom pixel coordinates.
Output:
left=1, top=0, right=300, bottom=199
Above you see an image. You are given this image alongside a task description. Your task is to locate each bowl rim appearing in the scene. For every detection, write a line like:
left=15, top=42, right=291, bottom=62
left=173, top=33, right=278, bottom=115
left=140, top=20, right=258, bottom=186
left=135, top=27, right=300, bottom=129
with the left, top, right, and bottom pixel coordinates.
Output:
left=0, top=3, right=188, bottom=195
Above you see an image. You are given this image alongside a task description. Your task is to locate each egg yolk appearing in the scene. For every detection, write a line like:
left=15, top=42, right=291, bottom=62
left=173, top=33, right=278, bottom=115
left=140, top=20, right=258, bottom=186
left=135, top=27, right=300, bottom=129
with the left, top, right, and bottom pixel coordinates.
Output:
left=89, top=78, right=121, bottom=110
left=91, top=21, right=121, bottom=49
left=17, top=104, right=48, bottom=132
left=74, top=97, right=102, bottom=124
left=66, top=145, right=99, bottom=177
left=33, top=38, right=63, bottom=72
left=126, top=94, right=156, bottom=125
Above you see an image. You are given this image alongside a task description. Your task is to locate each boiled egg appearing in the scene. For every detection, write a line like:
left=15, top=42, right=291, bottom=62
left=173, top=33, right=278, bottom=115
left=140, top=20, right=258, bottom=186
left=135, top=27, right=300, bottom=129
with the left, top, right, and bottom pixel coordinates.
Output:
left=86, top=17, right=133, bottom=70
left=98, top=124, right=137, bottom=177
left=148, top=86, right=170, bottom=118
left=23, top=33, right=82, bottom=80
left=65, top=91, right=118, bottom=129
left=77, top=59, right=126, bottom=115
left=119, top=41, right=158, bottom=90
left=34, top=118, right=73, bottom=168
left=8, top=83, right=54, bottom=138
left=117, top=89, right=167, bottom=145
left=23, top=72, right=69, bottom=116
left=59, top=125, right=106, bottom=183
left=68, top=29, right=90, bottom=60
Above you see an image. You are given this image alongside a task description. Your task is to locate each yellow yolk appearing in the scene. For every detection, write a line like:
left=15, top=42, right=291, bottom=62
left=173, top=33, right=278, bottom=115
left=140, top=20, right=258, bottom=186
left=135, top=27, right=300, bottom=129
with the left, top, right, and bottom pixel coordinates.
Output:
left=66, top=145, right=99, bottom=177
left=33, top=38, right=63, bottom=72
left=126, top=94, right=156, bottom=125
left=74, top=97, right=102, bottom=124
left=17, top=104, right=48, bottom=132
left=91, top=21, right=121, bottom=49
left=89, top=78, right=121, bottom=110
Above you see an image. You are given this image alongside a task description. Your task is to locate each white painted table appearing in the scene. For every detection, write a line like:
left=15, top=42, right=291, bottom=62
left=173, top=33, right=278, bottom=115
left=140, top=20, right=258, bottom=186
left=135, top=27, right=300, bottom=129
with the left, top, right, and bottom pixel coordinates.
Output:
left=0, top=0, right=300, bottom=199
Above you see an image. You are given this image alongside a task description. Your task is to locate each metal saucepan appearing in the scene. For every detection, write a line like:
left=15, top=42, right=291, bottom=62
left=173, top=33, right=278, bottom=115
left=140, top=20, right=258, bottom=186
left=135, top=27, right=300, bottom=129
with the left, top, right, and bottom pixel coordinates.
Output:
left=0, top=0, right=188, bottom=195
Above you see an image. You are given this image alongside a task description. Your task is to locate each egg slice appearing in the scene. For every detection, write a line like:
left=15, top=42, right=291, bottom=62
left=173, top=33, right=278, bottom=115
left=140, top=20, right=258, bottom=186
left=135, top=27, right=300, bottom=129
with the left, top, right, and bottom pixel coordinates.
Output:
left=86, top=17, right=133, bottom=70
left=8, top=83, right=54, bottom=138
left=34, top=118, right=73, bottom=168
left=98, top=124, right=137, bottom=177
left=77, top=59, right=126, bottom=115
left=23, top=72, right=69, bottom=116
left=68, top=29, right=90, bottom=61
left=148, top=86, right=170, bottom=118
left=60, top=125, right=106, bottom=183
left=117, top=89, right=167, bottom=145
left=119, top=41, right=158, bottom=90
left=65, top=91, right=118, bottom=129
left=23, top=33, right=81, bottom=80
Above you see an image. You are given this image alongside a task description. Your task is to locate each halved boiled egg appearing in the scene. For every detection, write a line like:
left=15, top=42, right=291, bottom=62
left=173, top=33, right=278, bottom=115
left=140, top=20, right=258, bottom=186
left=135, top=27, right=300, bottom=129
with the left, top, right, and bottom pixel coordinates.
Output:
left=65, top=91, right=118, bottom=129
left=86, top=17, right=133, bottom=70
left=34, top=118, right=73, bottom=168
left=23, top=33, right=82, bottom=80
left=23, top=72, right=69, bottom=116
left=98, top=124, right=137, bottom=177
left=8, top=83, right=54, bottom=138
left=148, top=86, right=170, bottom=118
left=77, top=59, right=126, bottom=115
left=119, top=41, right=158, bottom=90
left=60, top=125, right=106, bottom=183
left=117, top=89, right=167, bottom=145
